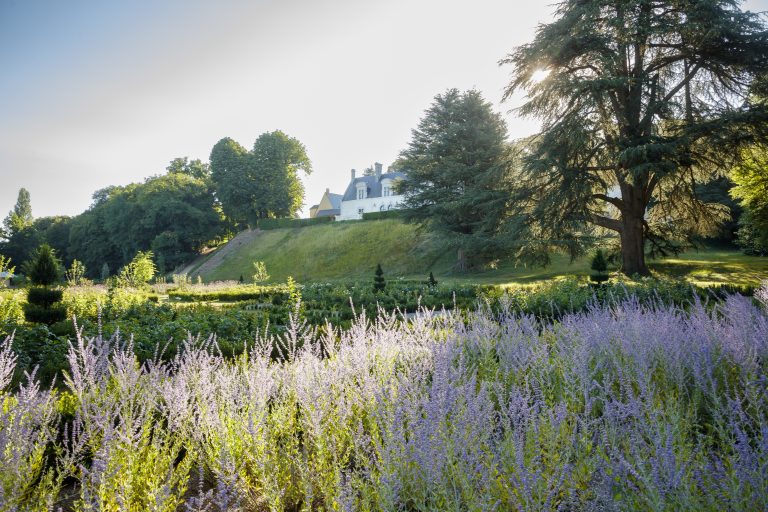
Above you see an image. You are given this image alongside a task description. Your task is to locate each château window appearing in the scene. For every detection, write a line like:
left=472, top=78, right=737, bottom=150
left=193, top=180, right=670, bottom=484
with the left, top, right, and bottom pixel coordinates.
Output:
left=357, top=188, right=365, bottom=200
left=383, top=186, right=390, bottom=197
left=358, top=208, right=364, bottom=215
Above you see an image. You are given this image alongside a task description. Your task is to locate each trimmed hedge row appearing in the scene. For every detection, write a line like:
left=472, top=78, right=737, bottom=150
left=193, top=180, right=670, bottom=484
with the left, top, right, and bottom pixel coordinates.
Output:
left=168, top=284, right=290, bottom=302
left=257, top=217, right=333, bottom=230
left=361, top=210, right=406, bottom=221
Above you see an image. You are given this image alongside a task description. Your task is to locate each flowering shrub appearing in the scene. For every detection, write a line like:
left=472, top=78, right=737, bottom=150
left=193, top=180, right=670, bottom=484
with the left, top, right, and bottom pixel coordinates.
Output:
left=0, top=291, right=767, bottom=509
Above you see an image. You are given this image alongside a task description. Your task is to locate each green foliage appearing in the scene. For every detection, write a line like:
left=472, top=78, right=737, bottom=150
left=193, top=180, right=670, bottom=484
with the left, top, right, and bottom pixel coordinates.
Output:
left=373, top=263, right=386, bottom=293
left=1, top=188, right=74, bottom=270
left=23, top=244, right=61, bottom=286
left=590, top=249, right=609, bottom=284
left=695, top=176, right=742, bottom=245
left=24, top=286, right=66, bottom=325
left=210, top=131, right=312, bottom=227
left=2, top=188, right=33, bottom=235
left=117, top=251, right=156, bottom=288
left=0, top=255, right=14, bottom=288
left=252, top=261, right=270, bottom=283
left=168, top=283, right=289, bottom=302
left=100, top=262, right=110, bottom=281
left=501, top=0, right=768, bottom=275
left=590, top=249, right=608, bottom=273
left=0, top=290, right=24, bottom=323
left=257, top=216, right=332, bottom=230
left=23, top=302, right=67, bottom=325
left=398, top=89, right=512, bottom=268
left=165, top=156, right=210, bottom=179
left=251, top=131, right=313, bottom=221
left=172, top=273, right=192, bottom=290
left=361, top=210, right=404, bottom=221
left=427, top=271, right=438, bottom=287
left=64, top=259, right=87, bottom=286
left=67, top=171, right=227, bottom=278
left=27, top=287, right=63, bottom=306
left=286, top=276, right=303, bottom=318
left=731, top=146, right=768, bottom=255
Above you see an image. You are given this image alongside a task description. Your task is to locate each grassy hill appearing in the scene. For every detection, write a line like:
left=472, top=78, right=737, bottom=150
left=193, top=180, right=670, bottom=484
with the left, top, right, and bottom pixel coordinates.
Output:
left=186, top=219, right=768, bottom=287
left=189, top=219, right=453, bottom=283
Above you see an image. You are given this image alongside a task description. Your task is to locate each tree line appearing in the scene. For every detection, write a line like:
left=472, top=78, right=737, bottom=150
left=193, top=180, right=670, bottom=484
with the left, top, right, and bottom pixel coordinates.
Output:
left=0, top=131, right=311, bottom=278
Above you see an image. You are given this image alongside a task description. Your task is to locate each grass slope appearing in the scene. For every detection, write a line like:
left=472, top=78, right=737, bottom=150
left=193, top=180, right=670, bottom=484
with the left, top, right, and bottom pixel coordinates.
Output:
left=196, top=219, right=768, bottom=286
left=200, top=219, right=453, bottom=283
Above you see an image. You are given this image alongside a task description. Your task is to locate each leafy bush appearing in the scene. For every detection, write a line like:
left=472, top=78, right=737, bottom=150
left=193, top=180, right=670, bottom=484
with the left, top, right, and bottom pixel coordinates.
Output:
left=0, top=290, right=24, bottom=324
left=251, top=261, right=270, bottom=283
left=116, top=250, right=156, bottom=288
left=64, top=259, right=88, bottom=286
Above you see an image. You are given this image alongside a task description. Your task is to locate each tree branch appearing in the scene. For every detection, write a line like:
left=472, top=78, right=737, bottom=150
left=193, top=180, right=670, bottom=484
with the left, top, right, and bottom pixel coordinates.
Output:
left=641, top=63, right=702, bottom=130
left=591, top=193, right=624, bottom=209
left=589, top=213, right=623, bottom=232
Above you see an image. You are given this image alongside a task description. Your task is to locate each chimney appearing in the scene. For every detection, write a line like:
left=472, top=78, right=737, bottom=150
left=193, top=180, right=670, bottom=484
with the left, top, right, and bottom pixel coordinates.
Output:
left=351, top=168, right=356, bottom=180
left=375, top=162, right=383, bottom=178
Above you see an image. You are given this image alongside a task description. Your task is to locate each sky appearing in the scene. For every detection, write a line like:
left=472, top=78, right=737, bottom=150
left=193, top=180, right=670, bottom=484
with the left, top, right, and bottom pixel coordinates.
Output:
left=1, top=0, right=767, bottom=219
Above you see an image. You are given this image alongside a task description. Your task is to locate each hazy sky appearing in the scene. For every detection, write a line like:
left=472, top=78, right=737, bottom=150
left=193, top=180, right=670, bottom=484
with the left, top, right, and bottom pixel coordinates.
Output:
left=2, top=0, right=767, bottom=219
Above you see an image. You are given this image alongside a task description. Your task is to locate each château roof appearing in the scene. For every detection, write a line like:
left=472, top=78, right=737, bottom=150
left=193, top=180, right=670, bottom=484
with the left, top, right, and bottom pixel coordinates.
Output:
left=341, top=172, right=406, bottom=202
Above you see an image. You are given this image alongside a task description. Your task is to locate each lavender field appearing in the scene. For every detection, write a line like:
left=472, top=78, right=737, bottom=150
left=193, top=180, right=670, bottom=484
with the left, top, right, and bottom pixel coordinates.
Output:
left=1, top=286, right=768, bottom=511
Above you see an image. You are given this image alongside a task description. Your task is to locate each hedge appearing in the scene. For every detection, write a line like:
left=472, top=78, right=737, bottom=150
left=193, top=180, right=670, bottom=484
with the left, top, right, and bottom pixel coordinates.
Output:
left=361, top=210, right=405, bottom=221
left=168, top=284, right=290, bottom=302
left=23, top=303, right=67, bottom=325
left=257, top=217, right=333, bottom=230
left=27, top=287, right=64, bottom=307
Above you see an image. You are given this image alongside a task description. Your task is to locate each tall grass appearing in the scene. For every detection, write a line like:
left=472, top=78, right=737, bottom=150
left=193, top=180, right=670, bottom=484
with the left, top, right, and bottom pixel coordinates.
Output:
left=0, top=283, right=767, bottom=510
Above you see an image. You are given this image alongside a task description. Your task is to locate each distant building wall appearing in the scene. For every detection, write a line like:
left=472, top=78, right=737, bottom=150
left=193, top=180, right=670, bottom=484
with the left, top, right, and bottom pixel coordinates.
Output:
left=338, top=194, right=405, bottom=220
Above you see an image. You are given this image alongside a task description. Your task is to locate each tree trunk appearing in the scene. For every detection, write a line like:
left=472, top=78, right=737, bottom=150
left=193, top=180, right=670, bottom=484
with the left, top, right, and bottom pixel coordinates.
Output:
left=619, top=211, right=649, bottom=276
left=456, top=248, right=466, bottom=272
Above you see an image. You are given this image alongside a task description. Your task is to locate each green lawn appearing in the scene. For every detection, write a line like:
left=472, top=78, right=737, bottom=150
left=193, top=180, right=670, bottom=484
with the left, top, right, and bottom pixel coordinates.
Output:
left=197, top=220, right=768, bottom=288
left=648, top=250, right=768, bottom=288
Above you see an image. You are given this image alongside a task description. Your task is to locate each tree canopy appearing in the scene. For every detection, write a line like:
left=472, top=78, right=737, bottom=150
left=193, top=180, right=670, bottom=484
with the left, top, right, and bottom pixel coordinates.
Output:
left=210, top=131, right=312, bottom=227
left=166, top=157, right=211, bottom=180
left=3, top=188, right=33, bottom=236
left=68, top=165, right=227, bottom=275
left=502, top=0, right=768, bottom=275
left=730, top=145, right=768, bottom=254
left=397, top=89, right=513, bottom=269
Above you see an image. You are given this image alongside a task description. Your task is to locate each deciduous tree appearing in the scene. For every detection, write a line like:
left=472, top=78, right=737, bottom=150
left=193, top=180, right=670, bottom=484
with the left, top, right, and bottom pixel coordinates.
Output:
left=210, top=132, right=312, bottom=227
left=731, top=145, right=768, bottom=254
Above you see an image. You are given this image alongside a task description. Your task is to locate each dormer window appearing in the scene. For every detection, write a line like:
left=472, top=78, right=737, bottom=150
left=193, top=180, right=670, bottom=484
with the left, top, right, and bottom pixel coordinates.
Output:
left=381, top=178, right=394, bottom=197
left=356, top=182, right=367, bottom=199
